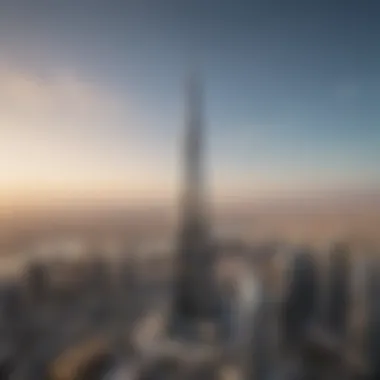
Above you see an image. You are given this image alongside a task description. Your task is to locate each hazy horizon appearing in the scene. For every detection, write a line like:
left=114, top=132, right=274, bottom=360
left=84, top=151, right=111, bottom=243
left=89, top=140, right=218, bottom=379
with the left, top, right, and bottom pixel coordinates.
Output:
left=2, top=186, right=380, bottom=212
left=1, top=190, right=380, bottom=258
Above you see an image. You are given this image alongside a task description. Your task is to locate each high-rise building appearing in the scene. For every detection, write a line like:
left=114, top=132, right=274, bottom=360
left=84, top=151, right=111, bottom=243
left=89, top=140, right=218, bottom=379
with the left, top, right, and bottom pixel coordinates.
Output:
left=281, top=248, right=320, bottom=349
left=24, top=261, right=50, bottom=307
left=365, top=255, right=380, bottom=379
left=324, top=243, right=351, bottom=339
left=169, top=73, right=221, bottom=339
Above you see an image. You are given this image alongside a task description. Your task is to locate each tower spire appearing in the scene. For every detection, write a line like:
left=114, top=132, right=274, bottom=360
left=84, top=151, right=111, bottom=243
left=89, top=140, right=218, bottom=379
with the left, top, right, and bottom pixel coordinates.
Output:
left=182, top=71, right=207, bottom=230
left=169, top=71, right=220, bottom=340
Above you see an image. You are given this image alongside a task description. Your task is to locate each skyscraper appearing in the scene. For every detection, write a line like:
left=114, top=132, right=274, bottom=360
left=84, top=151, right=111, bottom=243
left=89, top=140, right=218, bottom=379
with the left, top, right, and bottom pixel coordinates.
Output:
left=282, top=249, right=320, bottom=349
left=169, top=73, right=220, bottom=339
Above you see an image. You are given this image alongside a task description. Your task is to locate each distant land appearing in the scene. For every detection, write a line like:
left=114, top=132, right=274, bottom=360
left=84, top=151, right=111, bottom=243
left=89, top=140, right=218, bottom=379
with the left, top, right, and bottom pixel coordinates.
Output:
left=0, top=190, right=380, bottom=256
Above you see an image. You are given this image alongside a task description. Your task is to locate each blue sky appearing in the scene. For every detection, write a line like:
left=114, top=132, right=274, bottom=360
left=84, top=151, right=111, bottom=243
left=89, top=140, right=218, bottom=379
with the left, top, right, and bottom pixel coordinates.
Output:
left=1, top=0, right=380, bottom=203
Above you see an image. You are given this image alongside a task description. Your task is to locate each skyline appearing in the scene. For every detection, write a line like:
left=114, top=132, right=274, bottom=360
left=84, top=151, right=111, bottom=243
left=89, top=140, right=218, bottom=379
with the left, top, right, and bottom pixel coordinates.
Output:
left=1, top=0, right=380, bottom=205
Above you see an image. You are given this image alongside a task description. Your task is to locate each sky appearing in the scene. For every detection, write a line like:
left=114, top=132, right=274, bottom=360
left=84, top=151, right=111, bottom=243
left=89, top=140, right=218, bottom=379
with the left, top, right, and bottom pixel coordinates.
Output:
left=1, top=0, right=380, bottom=206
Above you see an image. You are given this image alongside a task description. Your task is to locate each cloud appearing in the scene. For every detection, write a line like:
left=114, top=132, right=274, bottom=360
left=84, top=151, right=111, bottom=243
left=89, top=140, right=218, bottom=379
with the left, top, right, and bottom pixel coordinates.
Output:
left=0, top=64, right=130, bottom=140
left=0, top=63, right=154, bottom=193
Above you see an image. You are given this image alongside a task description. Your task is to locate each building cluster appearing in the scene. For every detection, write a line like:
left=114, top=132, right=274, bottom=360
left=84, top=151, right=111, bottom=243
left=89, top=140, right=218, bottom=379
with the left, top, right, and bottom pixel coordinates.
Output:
left=0, top=254, right=143, bottom=380
left=0, top=242, right=377, bottom=380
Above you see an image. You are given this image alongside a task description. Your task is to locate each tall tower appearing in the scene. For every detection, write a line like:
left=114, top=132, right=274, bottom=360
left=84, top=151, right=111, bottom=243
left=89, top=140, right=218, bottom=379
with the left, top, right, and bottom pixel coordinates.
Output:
left=169, top=73, right=220, bottom=339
